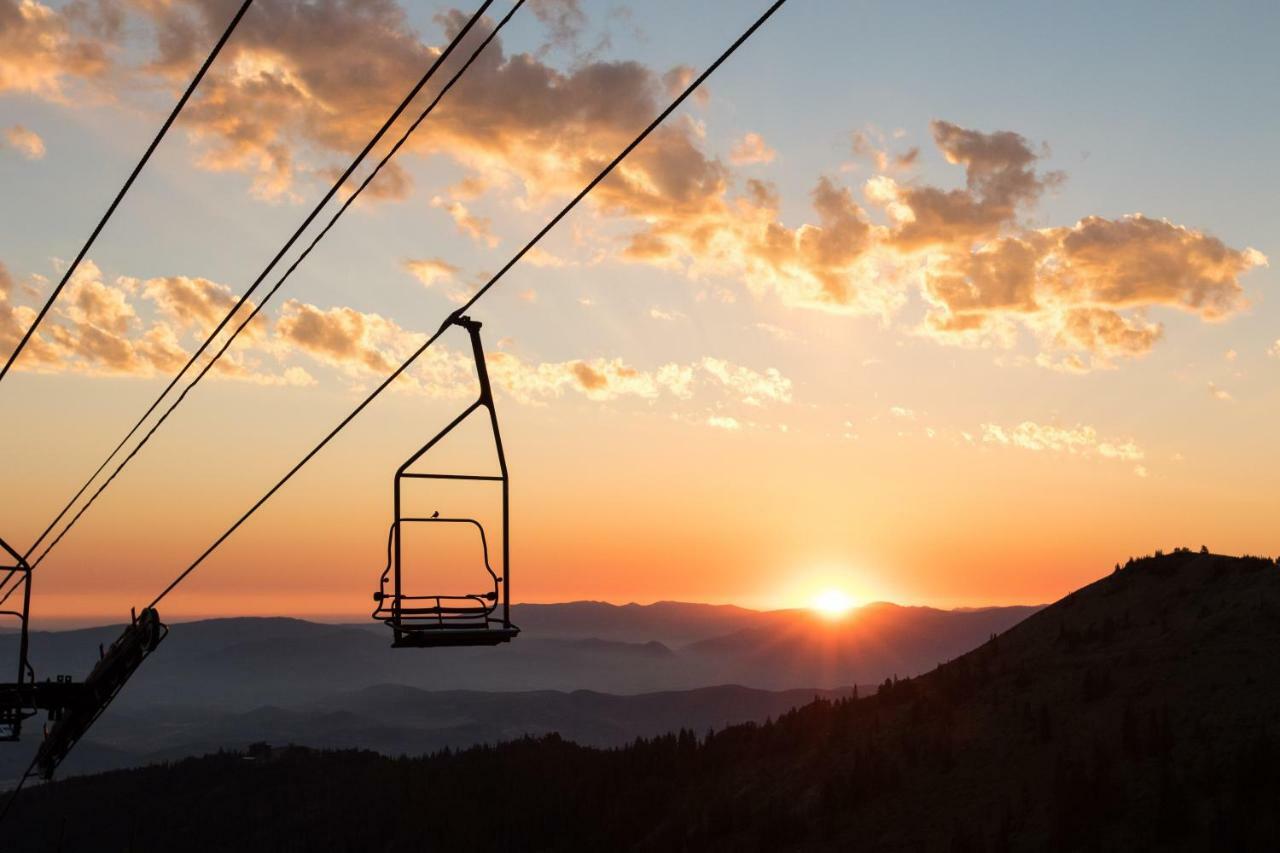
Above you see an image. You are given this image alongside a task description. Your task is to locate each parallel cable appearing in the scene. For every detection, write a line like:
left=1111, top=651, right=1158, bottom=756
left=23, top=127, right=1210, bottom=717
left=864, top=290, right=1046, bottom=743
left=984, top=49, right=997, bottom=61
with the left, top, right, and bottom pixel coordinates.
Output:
left=148, top=0, right=791, bottom=610
left=17, top=0, right=522, bottom=580
left=0, top=0, right=255, bottom=386
left=12, top=0, right=500, bottom=588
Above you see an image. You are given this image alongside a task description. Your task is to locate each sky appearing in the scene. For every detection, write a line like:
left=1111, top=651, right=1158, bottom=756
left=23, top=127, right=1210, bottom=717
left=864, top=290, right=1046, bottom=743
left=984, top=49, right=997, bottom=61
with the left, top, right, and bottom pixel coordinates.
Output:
left=0, top=0, right=1277, bottom=626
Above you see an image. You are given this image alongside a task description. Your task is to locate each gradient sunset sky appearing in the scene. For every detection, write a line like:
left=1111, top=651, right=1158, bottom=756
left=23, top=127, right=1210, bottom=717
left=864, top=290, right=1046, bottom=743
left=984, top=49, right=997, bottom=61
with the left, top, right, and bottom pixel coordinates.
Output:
left=1, top=0, right=1276, bottom=625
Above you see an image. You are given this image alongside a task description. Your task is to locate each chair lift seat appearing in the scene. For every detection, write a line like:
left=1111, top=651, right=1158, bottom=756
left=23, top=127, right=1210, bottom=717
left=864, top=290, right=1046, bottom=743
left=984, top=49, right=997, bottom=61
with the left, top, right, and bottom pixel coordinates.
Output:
left=370, top=315, right=519, bottom=650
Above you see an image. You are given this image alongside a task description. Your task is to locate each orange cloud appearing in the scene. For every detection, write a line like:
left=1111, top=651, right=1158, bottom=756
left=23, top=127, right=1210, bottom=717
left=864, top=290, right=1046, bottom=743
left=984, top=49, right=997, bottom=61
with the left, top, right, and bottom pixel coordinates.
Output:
left=270, top=298, right=790, bottom=412
left=12, top=3, right=1262, bottom=371
left=611, top=115, right=1262, bottom=368
left=851, top=129, right=917, bottom=173
left=403, top=258, right=460, bottom=289
left=140, top=274, right=240, bottom=329
left=3, top=124, right=45, bottom=159
left=2, top=254, right=791, bottom=415
left=1, top=261, right=184, bottom=375
left=982, top=420, right=1146, bottom=476
left=1, top=259, right=290, bottom=382
left=729, top=132, right=775, bottom=165
left=0, top=0, right=114, bottom=99
left=699, top=357, right=791, bottom=406
left=431, top=196, right=498, bottom=247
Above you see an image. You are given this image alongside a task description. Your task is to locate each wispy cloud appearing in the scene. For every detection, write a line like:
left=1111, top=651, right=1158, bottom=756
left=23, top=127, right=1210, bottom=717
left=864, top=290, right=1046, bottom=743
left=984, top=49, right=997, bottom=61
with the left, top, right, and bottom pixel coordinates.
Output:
left=981, top=420, right=1146, bottom=476
left=3, top=124, right=45, bottom=159
left=729, top=131, right=775, bottom=165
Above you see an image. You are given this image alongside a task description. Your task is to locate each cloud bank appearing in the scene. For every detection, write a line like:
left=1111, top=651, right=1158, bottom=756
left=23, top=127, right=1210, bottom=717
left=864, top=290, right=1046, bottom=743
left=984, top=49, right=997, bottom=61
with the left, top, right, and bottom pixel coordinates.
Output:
left=1, top=1, right=1265, bottom=371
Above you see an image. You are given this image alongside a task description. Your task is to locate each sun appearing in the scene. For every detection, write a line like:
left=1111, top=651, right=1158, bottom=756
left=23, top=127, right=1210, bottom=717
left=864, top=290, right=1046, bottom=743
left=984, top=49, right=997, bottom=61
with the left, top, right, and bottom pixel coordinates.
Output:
left=811, top=588, right=855, bottom=619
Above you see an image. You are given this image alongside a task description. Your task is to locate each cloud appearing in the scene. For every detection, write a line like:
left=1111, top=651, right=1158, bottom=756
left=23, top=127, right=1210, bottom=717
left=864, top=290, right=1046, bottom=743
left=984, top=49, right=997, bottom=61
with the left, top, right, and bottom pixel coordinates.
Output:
left=897, top=141, right=1262, bottom=366
left=0, top=260, right=33, bottom=362
left=700, top=357, right=791, bottom=406
left=485, top=352, right=679, bottom=404
left=1, top=260, right=185, bottom=375
left=0, top=0, right=115, bottom=99
left=623, top=173, right=901, bottom=317
left=269, top=298, right=791, bottom=412
left=140, top=275, right=240, bottom=329
left=982, top=420, right=1145, bottom=474
left=930, top=121, right=1055, bottom=211
left=648, top=307, right=684, bottom=322
left=3, top=124, right=45, bottom=159
left=529, top=0, right=586, bottom=50
left=1207, top=381, right=1233, bottom=402
left=13, top=3, right=1262, bottom=370
left=611, top=112, right=1262, bottom=368
left=729, top=132, right=775, bottom=166
left=487, top=352, right=783, bottom=408
left=432, top=196, right=498, bottom=247
left=662, top=64, right=710, bottom=106
left=2, top=251, right=794, bottom=427
left=1269, top=340, right=1280, bottom=359
left=403, top=257, right=459, bottom=289
left=68, top=0, right=708, bottom=210
left=707, top=415, right=740, bottom=430
left=524, top=246, right=570, bottom=268
left=851, top=129, right=917, bottom=173
left=274, top=299, right=409, bottom=375
left=1, top=259, right=295, bottom=382
left=1046, top=215, right=1259, bottom=319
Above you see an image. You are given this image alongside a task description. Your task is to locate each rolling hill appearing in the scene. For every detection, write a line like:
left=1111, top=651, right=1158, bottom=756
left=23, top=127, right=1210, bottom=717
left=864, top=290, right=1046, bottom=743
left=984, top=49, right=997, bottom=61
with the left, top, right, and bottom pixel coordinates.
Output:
left=5, top=551, right=1278, bottom=850
left=0, top=599, right=1034, bottom=783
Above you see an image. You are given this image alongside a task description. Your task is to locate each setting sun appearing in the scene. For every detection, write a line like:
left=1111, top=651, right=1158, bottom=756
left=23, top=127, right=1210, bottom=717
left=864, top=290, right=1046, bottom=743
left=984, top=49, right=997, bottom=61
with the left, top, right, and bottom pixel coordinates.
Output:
left=811, top=589, right=856, bottom=619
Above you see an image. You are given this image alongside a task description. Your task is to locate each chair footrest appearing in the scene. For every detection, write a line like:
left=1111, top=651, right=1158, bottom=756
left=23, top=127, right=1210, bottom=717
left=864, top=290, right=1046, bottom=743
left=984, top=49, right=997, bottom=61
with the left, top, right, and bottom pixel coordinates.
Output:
left=389, top=625, right=520, bottom=648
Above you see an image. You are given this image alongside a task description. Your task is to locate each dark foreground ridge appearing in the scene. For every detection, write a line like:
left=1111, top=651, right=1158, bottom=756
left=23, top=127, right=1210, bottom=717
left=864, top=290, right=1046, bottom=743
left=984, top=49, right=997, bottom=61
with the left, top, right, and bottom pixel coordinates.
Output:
left=6, top=551, right=1280, bottom=851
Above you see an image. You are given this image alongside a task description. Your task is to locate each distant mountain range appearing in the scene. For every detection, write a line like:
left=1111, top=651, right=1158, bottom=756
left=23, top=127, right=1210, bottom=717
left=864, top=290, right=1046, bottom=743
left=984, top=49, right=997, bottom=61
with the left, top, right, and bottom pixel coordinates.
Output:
left=6, top=553, right=1277, bottom=850
left=0, top=599, right=1037, bottom=781
left=9, top=600, right=1041, bottom=703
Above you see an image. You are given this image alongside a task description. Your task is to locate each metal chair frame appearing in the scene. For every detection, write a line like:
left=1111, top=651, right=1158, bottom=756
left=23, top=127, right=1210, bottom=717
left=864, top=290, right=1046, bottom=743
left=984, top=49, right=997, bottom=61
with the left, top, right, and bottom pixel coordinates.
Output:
left=372, top=315, right=518, bottom=647
left=0, top=537, right=36, bottom=741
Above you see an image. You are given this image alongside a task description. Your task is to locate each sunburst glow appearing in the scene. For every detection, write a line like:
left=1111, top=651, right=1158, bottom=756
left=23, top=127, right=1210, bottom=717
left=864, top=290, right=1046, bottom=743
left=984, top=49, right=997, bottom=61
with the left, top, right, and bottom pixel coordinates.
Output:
left=811, top=588, right=855, bottom=619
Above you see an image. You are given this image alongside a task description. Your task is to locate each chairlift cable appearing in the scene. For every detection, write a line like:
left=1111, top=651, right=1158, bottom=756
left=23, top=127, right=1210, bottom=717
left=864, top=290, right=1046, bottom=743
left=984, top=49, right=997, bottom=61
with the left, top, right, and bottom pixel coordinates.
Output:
left=8, top=0, right=506, bottom=592
left=146, top=0, right=792, bottom=611
left=0, top=0, right=256, bottom=386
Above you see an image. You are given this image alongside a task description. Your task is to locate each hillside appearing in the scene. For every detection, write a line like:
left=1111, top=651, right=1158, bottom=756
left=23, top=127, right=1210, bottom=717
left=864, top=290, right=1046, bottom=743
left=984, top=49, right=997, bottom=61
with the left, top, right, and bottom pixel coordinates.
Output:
left=0, top=684, right=853, bottom=781
left=8, top=552, right=1279, bottom=850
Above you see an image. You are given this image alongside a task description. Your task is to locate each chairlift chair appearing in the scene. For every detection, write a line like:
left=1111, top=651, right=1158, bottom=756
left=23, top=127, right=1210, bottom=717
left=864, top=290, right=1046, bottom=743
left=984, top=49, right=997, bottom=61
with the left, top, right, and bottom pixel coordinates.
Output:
left=0, top=536, right=36, bottom=741
left=0, top=538, right=86, bottom=748
left=372, top=315, right=519, bottom=648
left=0, top=534, right=161, bottom=779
